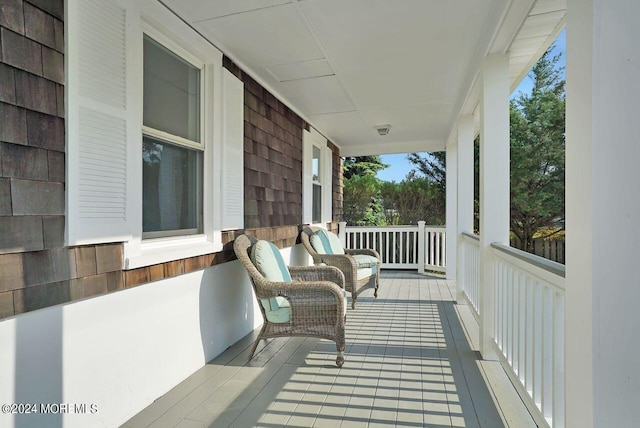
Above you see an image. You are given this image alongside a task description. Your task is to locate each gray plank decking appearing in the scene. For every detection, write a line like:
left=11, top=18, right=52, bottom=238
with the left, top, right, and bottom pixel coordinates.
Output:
left=123, top=271, right=534, bottom=428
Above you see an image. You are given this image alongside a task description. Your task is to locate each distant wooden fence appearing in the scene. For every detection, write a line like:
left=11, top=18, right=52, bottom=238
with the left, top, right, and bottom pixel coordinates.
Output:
left=510, top=237, right=565, bottom=264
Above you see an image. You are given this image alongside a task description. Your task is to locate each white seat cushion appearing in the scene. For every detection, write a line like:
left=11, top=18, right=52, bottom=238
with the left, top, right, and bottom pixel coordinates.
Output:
left=352, top=254, right=379, bottom=268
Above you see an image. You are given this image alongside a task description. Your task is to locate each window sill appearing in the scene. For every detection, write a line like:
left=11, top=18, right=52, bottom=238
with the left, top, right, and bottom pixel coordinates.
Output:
left=124, top=234, right=223, bottom=270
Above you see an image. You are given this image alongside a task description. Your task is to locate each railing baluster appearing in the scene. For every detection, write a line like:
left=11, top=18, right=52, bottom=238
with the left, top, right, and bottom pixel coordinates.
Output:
left=553, top=291, right=565, bottom=428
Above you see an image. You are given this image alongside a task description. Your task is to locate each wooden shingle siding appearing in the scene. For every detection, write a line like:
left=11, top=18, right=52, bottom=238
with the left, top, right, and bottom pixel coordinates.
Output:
left=223, top=57, right=305, bottom=229
left=0, top=0, right=73, bottom=318
left=0, top=0, right=26, bottom=34
left=0, top=63, right=17, bottom=103
left=0, top=103, right=27, bottom=143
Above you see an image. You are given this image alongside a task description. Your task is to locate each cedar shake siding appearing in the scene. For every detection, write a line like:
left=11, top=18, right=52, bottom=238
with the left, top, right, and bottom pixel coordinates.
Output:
left=0, top=0, right=70, bottom=318
left=0, top=0, right=343, bottom=320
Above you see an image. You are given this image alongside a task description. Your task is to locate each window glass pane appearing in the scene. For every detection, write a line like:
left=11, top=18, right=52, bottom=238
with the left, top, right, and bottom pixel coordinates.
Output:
left=312, top=145, right=321, bottom=182
left=143, top=136, right=201, bottom=234
left=313, top=183, right=322, bottom=224
left=144, top=35, right=200, bottom=142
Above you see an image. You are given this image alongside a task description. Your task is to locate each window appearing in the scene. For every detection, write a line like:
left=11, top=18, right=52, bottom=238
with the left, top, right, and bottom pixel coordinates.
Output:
left=142, top=35, right=203, bottom=238
left=303, top=128, right=333, bottom=225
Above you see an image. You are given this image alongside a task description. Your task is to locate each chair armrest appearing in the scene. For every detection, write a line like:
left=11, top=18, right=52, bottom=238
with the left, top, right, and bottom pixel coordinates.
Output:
left=314, top=253, right=358, bottom=276
left=263, top=279, right=346, bottom=317
left=289, top=265, right=345, bottom=289
left=345, top=248, right=381, bottom=260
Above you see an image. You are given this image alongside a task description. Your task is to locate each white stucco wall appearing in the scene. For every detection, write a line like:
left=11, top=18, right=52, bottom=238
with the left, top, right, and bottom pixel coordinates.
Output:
left=0, top=244, right=309, bottom=428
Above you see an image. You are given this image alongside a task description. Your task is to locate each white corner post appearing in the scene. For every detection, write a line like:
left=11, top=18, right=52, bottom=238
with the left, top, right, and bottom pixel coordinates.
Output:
left=456, top=115, right=474, bottom=302
left=445, top=141, right=458, bottom=280
left=478, top=53, right=510, bottom=360
left=566, top=1, right=640, bottom=427
left=338, top=221, right=347, bottom=248
left=417, top=221, right=426, bottom=273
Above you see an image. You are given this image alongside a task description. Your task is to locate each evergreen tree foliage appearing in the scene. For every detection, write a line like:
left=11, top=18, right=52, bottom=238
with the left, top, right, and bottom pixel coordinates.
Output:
left=406, top=152, right=446, bottom=188
left=380, top=178, right=445, bottom=225
left=509, top=47, right=565, bottom=251
left=342, top=156, right=387, bottom=225
left=343, top=156, right=388, bottom=180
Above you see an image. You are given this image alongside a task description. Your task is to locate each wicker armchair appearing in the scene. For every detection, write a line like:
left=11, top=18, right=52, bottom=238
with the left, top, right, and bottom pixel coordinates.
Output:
left=233, top=234, right=347, bottom=367
left=300, top=226, right=381, bottom=309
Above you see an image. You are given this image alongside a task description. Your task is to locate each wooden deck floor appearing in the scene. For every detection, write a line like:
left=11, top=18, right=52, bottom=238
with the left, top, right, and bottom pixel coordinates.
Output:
left=123, top=271, right=534, bottom=428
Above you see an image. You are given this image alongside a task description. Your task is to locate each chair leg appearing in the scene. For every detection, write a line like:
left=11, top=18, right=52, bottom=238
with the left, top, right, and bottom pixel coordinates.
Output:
left=336, top=339, right=345, bottom=367
left=374, top=272, right=380, bottom=298
left=247, top=337, right=262, bottom=362
left=248, top=325, right=267, bottom=362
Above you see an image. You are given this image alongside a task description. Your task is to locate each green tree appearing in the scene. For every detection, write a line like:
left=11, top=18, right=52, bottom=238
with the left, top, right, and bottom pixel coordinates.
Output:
left=372, top=152, right=447, bottom=226
left=406, top=152, right=446, bottom=188
left=342, top=156, right=387, bottom=225
left=343, top=156, right=388, bottom=180
left=510, top=47, right=565, bottom=252
left=380, top=178, right=445, bottom=225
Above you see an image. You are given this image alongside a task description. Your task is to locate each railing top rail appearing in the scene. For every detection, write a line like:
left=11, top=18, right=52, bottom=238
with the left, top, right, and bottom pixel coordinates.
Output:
left=491, top=242, right=565, bottom=279
left=344, top=225, right=417, bottom=229
left=462, top=231, right=480, bottom=241
left=343, top=224, right=445, bottom=229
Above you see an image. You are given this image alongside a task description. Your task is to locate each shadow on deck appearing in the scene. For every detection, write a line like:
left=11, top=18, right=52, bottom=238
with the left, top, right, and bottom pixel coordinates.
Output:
left=123, top=271, right=534, bottom=427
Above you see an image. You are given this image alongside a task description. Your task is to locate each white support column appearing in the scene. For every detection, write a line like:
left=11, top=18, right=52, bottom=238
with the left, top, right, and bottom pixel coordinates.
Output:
left=445, top=142, right=457, bottom=280
left=566, top=1, right=640, bottom=427
left=456, top=115, right=475, bottom=302
left=479, top=53, right=510, bottom=360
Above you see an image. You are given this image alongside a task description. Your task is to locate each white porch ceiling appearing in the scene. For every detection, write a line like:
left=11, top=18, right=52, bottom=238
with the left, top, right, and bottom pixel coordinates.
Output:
left=161, top=0, right=565, bottom=156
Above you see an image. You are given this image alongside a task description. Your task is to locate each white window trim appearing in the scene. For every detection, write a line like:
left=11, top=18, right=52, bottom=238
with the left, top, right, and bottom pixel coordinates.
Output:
left=125, top=3, right=224, bottom=269
left=303, top=128, right=333, bottom=226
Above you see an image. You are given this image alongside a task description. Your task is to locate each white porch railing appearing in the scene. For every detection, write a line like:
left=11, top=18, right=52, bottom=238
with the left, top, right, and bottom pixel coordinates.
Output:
left=339, top=222, right=565, bottom=426
left=339, top=222, right=446, bottom=272
left=461, top=232, right=480, bottom=316
left=491, top=243, right=565, bottom=428
left=459, top=233, right=565, bottom=428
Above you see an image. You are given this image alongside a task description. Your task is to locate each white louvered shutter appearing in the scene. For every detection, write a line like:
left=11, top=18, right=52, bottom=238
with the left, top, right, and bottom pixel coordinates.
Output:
left=67, top=0, right=135, bottom=245
left=323, top=146, right=333, bottom=223
left=302, top=130, right=313, bottom=224
left=221, top=69, right=245, bottom=230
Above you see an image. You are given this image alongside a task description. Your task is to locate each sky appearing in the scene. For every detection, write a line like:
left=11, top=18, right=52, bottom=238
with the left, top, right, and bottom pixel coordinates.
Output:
left=376, top=29, right=566, bottom=183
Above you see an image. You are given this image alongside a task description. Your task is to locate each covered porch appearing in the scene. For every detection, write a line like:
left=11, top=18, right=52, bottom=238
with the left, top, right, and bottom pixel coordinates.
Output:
left=124, top=271, right=534, bottom=427
left=1, top=0, right=637, bottom=427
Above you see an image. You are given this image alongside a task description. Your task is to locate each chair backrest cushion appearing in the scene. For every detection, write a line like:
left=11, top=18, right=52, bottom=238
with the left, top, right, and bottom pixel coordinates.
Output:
left=310, top=229, right=345, bottom=255
left=250, top=240, right=292, bottom=283
left=250, top=240, right=293, bottom=322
